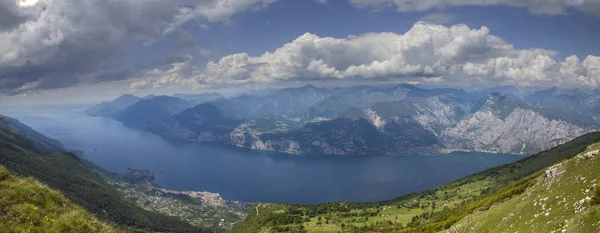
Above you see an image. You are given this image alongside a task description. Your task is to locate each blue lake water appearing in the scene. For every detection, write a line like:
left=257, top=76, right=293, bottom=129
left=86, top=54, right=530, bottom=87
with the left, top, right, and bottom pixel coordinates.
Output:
left=2, top=107, right=526, bottom=204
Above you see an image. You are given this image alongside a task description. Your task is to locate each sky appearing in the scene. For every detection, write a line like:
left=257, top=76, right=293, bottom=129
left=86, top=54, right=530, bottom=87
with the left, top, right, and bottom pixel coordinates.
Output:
left=0, top=0, right=599, bottom=106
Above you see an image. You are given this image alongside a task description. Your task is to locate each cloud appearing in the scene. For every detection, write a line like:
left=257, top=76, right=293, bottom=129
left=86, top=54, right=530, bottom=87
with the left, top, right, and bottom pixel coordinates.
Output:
left=154, top=22, right=598, bottom=89
left=129, top=55, right=206, bottom=91
left=0, top=0, right=279, bottom=95
left=348, top=0, right=600, bottom=16
left=420, top=13, right=455, bottom=24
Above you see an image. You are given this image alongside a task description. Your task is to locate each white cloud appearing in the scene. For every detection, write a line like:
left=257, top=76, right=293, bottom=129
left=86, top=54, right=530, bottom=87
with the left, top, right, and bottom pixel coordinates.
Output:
left=129, top=55, right=206, bottom=91
left=159, top=22, right=598, bottom=89
left=0, top=0, right=279, bottom=94
left=348, top=0, right=600, bottom=16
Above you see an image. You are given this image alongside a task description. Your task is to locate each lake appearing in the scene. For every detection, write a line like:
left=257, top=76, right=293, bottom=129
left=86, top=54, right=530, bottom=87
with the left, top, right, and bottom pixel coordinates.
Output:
left=2, top=107, right=525, bottom=204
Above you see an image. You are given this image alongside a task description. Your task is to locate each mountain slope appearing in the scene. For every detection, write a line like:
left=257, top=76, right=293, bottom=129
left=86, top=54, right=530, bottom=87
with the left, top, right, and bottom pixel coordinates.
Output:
left=150, top=103, right=243, bottom=142
left=441, top=93, right=594, bottom=154
left=231, top=132, right=600, bottom=232
left=114, top=95, right=192, bottom=128
left=449, top=143, right=600, bottom=232
left=0, top=125, right=203, bottom=232
left=0, top=115, right=63, bottom=152
left=172, top=92, right=224, bottom=106
left=0, top=165, right=115, bottom=232
left=85, top=94, right=141, bottom=116
left=254, top=85, right=331, bottom=118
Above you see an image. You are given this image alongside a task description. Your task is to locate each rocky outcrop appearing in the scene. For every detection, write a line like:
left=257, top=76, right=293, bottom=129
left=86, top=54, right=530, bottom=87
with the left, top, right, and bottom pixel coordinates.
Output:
left=441, top=108, right=590, bottom=154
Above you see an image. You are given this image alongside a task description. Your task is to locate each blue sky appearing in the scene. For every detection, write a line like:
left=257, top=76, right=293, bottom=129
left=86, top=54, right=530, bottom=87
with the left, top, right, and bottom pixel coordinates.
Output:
left=0, top=0, right=599, bottom=106
left=128, top=1, right=600, bottom=67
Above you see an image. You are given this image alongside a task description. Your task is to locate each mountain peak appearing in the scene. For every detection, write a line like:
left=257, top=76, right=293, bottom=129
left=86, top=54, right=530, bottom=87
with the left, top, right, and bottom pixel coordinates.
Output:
left=471, top=92, right=528, bottom=118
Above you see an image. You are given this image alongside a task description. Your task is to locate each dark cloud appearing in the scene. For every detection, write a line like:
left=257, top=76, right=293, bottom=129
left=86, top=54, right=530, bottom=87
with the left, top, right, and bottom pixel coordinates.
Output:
left=0, top=1, right=27, bottom=31
left=0, top=0, right=280, bottom=95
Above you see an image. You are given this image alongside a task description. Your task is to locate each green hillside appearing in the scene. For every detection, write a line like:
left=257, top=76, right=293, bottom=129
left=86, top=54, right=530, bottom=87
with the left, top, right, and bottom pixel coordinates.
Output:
left=231, top=132, right=600, bottom=233
left=0, top=165, right=114, bottom=232
left=0, top=127, right=203, bottom=232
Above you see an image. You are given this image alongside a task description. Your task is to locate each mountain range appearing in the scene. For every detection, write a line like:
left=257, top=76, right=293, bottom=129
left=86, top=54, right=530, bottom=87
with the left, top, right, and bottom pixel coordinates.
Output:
left=86, top=85, right=600, bottom=155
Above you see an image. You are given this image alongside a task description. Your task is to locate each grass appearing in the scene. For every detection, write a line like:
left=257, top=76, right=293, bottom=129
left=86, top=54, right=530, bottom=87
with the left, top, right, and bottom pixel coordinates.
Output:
left=0, top=165, right=115, bottom=233
left=449, top=142, right=600, bottom=232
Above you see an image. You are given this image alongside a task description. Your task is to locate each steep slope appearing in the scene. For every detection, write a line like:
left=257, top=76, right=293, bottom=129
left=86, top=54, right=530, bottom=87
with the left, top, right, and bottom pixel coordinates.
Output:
left=441, top=93, right=595, bottom=154
left=228, top=114, right=303, bottom=149
left=0, top=115, right=63, bottom=152
left=85, top=94, right=141, bottom=116
left=231, top=132, right=600, bottom=232
left=151, top=103, right=243, bottom=142
left=114, top=95, right=192, bottom=128
left=255, top=118, right=387, bottom=155
left=236, top=95, right=463, bottom=155
left=449, top=143, right=600, bottom=232
left=0, top=165, right=114, bottom=232
left=0, top=127, right=203, bottom=232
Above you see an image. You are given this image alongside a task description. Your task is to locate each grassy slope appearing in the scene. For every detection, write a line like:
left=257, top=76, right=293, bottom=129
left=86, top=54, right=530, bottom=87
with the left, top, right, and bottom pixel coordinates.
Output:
left=0, top=165, right=114, bottom=233
left=448, top=143, right=600, bottom=233
left=0, top=128, right=203, bottom=233
left=231, top=132, right=600, bottom=233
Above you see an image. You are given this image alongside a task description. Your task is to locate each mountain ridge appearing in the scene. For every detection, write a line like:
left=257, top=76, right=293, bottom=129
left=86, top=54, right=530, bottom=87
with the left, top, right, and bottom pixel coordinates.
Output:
left=87, top=85, right=600, bottom=156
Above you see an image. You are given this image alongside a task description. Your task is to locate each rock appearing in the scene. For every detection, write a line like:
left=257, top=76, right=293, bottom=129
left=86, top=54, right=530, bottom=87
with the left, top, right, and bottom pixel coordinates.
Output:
left=574, top=196, right=592, bottom=213
left=580, top=150, right=599, bottom=159
left=544, top=163, right=564, bottom=184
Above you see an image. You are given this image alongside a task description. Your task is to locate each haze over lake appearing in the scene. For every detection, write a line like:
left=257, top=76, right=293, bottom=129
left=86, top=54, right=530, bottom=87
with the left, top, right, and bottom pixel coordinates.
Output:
left=3, top=107, right=525, bottom=204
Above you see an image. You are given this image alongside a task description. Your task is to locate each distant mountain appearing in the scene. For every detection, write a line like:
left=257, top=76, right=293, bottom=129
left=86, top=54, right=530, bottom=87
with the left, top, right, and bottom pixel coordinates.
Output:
left=525, top=87, right=600, bottom=115
left=113, top=95, right=192, bottom=128
left=232, top=132, right=600, bottom=233
left=85, top=94, right=141, bottom=116
left=471, top=85, right=537, bottom=101
left=172, top=92, right=224, bottom=106
left=206, top=95, right=266, bottom=119
left=90, top=85, right=600, bottom=156
left=150, top=103, right=243, bottom=141
left=253, top=85, right=331, bottom=117
left=441, top=93, right=595, bottom=154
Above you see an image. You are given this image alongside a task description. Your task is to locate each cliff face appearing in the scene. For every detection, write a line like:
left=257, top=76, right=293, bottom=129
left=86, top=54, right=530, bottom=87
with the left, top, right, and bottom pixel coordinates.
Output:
left=441, top=108, right=590, bottom=154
